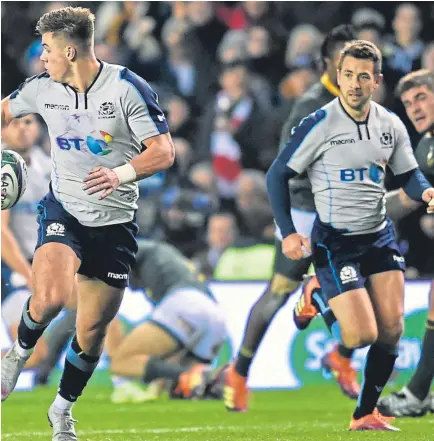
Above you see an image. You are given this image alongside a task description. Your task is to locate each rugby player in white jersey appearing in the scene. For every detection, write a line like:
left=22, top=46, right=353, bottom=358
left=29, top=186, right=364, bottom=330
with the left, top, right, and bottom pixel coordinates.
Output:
left=1, top=7, right=174, bottom=441
left=266, top=40, right=434, bottom=431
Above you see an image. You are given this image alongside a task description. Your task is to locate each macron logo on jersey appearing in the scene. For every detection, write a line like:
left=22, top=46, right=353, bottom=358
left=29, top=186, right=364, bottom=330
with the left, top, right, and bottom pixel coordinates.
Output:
left=330, top=138, right=355, bottom=146
left=45, top=103, right=70, bottom=111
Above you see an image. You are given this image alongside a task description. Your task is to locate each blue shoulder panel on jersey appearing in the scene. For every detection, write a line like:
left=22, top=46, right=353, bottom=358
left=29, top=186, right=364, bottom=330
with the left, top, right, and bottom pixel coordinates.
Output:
left=10, top=72, right=49, bottom=100
left=283, top=109, right=327, bottom=166
left=120, top=68, right=169, bottom=136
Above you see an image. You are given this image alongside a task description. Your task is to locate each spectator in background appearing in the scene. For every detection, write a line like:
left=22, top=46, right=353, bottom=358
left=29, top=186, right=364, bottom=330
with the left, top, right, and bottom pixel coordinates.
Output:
left=384, top=3, right=425, bottom=83
left=165, top=95, right=196, bottom=145
left=189, top=162, right=218, bottom=196
left=160, top=15, right=216, bottom=112
left=193, top=213, right=238, bottom=279
left=284, top=24, right=323, bottom=73
left=352, top=8, right=386, bottom=50
left=158, top=186, right=218, bottom=258
left=217, top=29, right=248, bottom=64
left=236, top=169, right=274, bottom=243
left=422, top=43, right=434, bottom=72
left=196, top=62, right=268, bottom=208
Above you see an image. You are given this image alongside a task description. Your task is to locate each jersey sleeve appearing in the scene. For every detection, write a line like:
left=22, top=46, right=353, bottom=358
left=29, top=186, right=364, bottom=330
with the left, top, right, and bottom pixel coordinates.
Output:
left=8, top=75, right=42, bottom=117
left=120, top=68, right=169, bottom=143
left=283, top=109, right=328, bottom=174
left=388, top=116, right=419, bottom=175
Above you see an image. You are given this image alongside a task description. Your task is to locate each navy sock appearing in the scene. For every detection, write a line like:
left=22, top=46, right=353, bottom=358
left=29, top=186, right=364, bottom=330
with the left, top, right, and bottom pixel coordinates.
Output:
left=235, top=349, right=254, bottom=377
left=338, top=344, right=355, bottom=359
left=58, top=336, right=100, bottom=402
left=353, top=343, right=398, bottom=419
left=17, top=298, right=50, bottom=350
left=143, top=357, right=186, bottom=384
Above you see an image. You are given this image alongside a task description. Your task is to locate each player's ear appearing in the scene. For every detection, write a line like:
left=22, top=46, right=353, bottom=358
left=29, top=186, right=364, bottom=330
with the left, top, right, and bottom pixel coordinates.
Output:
left=374, top=73, right=383, bottom=89
left=66, top=46, right=76, bottom=61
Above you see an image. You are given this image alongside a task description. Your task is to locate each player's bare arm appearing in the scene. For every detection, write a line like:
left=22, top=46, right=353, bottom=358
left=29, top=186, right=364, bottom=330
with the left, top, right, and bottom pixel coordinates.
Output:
left=1, top=210, right=32, bottom=288
left=83, top=132, right=175, bottom=200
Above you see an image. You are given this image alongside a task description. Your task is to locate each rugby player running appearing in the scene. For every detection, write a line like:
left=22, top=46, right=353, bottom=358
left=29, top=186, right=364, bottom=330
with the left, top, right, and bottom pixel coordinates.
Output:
left=1, top=7, right=174, bottom=441
left=266, top=41, right=434, bottom=431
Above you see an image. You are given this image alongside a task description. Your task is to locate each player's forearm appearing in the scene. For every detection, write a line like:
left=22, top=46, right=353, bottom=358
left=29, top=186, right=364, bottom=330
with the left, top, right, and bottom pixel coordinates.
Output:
left=1, top=229, right=32, bottom=280
left=130, top=137, right=175, bottom=180
left=396, top=168, right=431, bottom=202
left=266, top=159, right=298, bottom=237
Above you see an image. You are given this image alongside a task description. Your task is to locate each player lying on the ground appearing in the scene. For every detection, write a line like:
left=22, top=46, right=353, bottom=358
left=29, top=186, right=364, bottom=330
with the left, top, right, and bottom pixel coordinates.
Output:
left=1, top=6, right=174, bottom=441
left=223, top=24, right=360, bottom=414
left=296, top=69, right=434, bottom=417
left=266, top=40, right=434, bottom=431
left=109, top=239, right=228, bottom=402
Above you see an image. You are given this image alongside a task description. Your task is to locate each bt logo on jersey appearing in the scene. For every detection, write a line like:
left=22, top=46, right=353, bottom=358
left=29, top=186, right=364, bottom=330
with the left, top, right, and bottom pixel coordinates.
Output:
left=56, top=131, right=113, bottom=156
left=340, top=164, right=385, bottom=183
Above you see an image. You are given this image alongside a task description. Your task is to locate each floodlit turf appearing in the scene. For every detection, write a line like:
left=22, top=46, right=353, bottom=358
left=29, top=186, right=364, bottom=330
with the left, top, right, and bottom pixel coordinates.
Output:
left=1, top=385, right=433, bottom=441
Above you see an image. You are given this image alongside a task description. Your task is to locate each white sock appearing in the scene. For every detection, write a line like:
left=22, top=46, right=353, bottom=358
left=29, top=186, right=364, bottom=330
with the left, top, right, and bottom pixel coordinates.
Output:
left=14, top=341, right=33, bottom=358
left=112, top=375, right=129, bottom=387
left=52, top=394, right=74, bottom=412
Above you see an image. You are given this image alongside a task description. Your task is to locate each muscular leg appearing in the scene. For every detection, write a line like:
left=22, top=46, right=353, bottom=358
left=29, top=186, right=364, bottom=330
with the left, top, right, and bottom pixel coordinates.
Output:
left=19, top=244, right=80, bottom=353
left=235, top=273, right=301, bottom=376
left=407, top=280, right=434, bottom=401
left=328, top=288, right=378, bottom=349
left=352, top=271, right=404, bottom=419
left=53, top=275, right=124, bottom=410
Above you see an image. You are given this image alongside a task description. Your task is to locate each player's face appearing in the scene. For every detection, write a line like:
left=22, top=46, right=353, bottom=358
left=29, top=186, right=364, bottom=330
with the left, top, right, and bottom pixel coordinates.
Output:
left=2, top=115, right=39, bottom=151
left=40, top=33, right=71, bottom=82
left=337, top=56, right=381, bottom=111
left=401, top=85, right=434, bottom=134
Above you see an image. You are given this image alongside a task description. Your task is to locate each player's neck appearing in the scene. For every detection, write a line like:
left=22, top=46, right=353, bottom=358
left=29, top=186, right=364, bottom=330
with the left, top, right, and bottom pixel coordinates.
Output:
left=339, top=97, right=371, bottom=122
left=65, top=56, right=101, bottom=93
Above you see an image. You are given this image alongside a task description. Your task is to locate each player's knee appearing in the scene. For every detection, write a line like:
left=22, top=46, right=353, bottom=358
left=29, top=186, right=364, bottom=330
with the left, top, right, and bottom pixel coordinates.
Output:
left=377, top=318, right=403, bottom=346
left=30, top=291, right=64, bottom=319
left=342, top=325, right=378, bottom=349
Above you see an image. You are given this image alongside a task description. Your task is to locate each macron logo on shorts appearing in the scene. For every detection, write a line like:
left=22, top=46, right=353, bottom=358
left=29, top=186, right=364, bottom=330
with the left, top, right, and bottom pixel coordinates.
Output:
left=46, top=223, right=65, bottom=237
left=340, top=266, right=358, bottom=284
left=107, top=272, right=128, bottom=280
left=393, top=255, right=405, bottom=263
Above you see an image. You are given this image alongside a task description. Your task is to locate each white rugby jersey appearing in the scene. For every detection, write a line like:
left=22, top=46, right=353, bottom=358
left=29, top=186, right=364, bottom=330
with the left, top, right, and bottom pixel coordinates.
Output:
left=285, top=98, right=418, bottom=234
left=8, top=61, right=169, bottom=226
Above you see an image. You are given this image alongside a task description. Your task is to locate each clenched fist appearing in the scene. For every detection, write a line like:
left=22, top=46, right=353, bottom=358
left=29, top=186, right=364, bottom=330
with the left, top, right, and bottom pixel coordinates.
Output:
left=282, top=233, right=311, bottom=260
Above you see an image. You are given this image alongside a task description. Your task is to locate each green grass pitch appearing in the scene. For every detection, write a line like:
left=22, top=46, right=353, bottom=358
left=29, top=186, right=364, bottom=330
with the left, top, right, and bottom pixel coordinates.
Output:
left=2, top=385, right=433, bottom=441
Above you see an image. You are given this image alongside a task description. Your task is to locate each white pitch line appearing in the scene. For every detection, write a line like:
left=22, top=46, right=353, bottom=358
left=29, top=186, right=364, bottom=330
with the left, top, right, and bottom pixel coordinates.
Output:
left=1, top=424, right=294, bottom=438
left=1, top=422, right=341, bottom=439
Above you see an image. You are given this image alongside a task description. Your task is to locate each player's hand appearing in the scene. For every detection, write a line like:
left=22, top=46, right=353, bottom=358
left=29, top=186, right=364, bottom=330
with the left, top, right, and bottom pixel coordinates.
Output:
left=83, top=166, right=120, bottom=200
left=422, top=188, right=434, bottom=214
left=282, top=233, right=311, bottom=260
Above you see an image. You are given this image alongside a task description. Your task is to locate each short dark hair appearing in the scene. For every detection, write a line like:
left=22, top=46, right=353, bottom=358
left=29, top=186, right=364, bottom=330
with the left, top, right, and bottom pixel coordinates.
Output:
left=338, top=40, right=382, bottom=74
left=395, top=69, right=434, bottom=97
left=321, top=24, right=357, bottom=63
left=36, top=6, right=95, bottom=51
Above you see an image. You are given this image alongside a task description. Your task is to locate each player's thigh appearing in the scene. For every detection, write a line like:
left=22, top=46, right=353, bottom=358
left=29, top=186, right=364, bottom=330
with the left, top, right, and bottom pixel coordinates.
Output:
left=112, top=321, right=181, bottom=361
left=32, top=243, right=81, bottom=308
left=328, top=288, right=378, bottom=348
left=362, top=239, right=406, bottom=344
left=33, top=191, right=82, bottom=309
left=429, top=280, right=434, bottom=321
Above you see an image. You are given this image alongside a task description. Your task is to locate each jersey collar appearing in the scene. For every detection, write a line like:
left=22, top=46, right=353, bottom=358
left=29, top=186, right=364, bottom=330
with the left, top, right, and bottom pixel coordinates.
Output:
left=320, top=73, right=340, bottom=97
